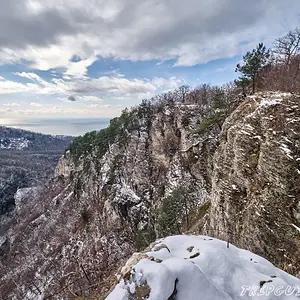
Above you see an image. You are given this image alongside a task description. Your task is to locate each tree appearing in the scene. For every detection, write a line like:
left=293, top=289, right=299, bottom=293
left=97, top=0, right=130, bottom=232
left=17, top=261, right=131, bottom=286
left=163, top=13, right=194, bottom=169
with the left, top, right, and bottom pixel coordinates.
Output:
left=176, top=85, right=190, bottom=103
left=236, top=43, right=270, bottom=94
left=273, top=28, right=300, bottom=65
left=197, top=88, right=228, bottom=133
left=234, top=76, right=251, bottom=96
left=156, top=187, right=194, bottom=236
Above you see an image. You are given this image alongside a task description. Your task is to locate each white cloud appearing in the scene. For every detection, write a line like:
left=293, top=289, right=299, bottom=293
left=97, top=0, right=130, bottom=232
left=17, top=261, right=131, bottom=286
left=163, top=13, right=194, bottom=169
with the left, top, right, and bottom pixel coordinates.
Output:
left=0, top=70, right=185, bottom=119
left=64, top=56, right=97, bottom=78
left=15, top=72, right=42, bottom=81
left=0, top=72, right=183, bottom=101
left=0, top=0, right=298, bottom=75
left=79, top=96, right=103, bottom=102
left=88, top=103, right=111, bottom=108
left=0, top=102, right=122, bottom=119
left=30, top=102, right=42, bottom=107
left=0, top=79, right=34, bottom=94
left=2, top=102, right=20, bottom=107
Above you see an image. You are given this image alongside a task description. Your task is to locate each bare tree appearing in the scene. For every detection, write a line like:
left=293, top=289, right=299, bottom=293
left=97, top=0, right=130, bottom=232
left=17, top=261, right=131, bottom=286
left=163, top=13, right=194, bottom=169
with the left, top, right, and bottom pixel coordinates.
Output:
left=194, top=84, right=211, bottom=105
left=273, top=27, right=300, bottom=65
left=176, top=85, right=190, bottom=103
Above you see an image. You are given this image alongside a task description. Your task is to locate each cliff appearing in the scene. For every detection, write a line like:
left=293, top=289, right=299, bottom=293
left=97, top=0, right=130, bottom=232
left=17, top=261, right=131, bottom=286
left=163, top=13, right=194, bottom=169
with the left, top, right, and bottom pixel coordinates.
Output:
left=207, top=92, right=300, bottom=276
left=0, top=92, right=299, bottom=299
left=0, top=100, right=220, bottom=299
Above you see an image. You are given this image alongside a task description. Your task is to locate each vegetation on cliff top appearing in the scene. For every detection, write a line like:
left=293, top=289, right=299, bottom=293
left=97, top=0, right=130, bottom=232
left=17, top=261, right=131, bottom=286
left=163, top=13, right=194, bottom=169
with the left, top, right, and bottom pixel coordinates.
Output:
left=67, top=100, right=153, bottom=161
left=67, top=84, right=240, bottom=162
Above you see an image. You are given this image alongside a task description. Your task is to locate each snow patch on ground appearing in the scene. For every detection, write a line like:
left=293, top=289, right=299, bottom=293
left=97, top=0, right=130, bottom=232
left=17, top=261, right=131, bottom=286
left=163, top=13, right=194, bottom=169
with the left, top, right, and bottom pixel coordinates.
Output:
left=280, top=143, right=293, bottom=160
left=292, top=224, right=300, bottom=233
left=0, top=137, right=31, bottom=150
left=260, top=98, right=282, bottom=107
left=107, top=235, right=300, bottom=300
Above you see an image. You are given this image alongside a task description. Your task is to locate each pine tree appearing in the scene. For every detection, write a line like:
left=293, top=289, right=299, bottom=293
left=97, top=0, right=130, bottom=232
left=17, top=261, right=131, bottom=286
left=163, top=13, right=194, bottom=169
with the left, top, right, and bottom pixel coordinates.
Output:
left=236, top=43, right=270, bottom=94
left=156, top=187, right=194, bottom=236
left=234, top=77, right=251, bottom=96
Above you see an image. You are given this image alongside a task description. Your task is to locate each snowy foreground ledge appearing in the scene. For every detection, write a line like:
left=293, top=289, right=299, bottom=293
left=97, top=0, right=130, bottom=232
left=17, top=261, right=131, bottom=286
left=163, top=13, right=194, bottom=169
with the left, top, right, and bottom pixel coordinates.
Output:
left=106, top=235, right=300, bottom=300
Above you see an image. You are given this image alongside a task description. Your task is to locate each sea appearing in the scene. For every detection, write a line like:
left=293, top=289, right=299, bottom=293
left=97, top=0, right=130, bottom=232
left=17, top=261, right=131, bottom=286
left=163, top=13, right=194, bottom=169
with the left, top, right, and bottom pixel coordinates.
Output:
left=0, top=118, right=111, bottom=136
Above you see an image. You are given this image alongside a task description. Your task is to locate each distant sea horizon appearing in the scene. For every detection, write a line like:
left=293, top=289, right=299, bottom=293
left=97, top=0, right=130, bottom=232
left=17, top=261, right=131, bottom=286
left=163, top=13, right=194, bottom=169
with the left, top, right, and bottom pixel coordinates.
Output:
left=0, top=118, right=111, bottom=136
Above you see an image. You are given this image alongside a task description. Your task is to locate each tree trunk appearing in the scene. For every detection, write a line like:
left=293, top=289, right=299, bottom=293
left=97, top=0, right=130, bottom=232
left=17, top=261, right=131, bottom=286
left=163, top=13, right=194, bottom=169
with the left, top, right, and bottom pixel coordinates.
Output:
left=252, top=75, right=256, bottom=94
left=184, top=200, right=189, bottom=230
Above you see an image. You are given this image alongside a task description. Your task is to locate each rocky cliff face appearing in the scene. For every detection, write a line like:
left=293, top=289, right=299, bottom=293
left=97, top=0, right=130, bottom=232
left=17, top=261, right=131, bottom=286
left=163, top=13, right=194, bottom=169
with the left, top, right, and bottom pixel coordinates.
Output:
left=207, top=92, right=300, bottom=276
left=0, top=92, right=299, bottom=299
left=0, top=102, right=219, bottom=299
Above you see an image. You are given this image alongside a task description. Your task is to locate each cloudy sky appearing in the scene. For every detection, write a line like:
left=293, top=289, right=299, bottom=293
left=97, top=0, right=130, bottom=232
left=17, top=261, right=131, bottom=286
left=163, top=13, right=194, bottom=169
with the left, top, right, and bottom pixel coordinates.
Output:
left=0, top=0, right=299, bottom=134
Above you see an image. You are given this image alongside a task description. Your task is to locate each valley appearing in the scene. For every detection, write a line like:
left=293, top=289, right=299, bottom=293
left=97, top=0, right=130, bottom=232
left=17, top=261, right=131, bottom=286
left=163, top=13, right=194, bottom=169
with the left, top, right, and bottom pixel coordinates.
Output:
left=0, top=127, right=73, bottom=215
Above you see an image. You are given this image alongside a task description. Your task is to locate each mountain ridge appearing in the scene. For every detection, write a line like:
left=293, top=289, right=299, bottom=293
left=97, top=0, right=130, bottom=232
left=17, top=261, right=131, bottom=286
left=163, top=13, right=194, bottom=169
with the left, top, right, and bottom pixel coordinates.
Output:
left=0, top=91, right=299, bottom=299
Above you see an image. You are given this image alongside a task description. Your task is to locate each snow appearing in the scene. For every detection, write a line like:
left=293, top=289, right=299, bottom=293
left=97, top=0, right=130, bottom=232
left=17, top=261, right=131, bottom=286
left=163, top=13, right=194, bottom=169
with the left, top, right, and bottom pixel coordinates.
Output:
left=240, top=130, right=252, bottom=136
left=114, top=182, right=141, bottom=204
left=108, top=286, right=128, bottom=300
left=0, top=137, right=31, bottom=150
left=107, top=235, right=300, bottom=300
left=280, top=144, right=293, bottom=160
left=260, top=98, right=282, bottom=107
left=0, top=236, right=6, bottom=247
left=232, top=184, right=238, bottom=190
left=292, top=224, right=300, bottom=233
left=133, top=259, right=177, bottom=299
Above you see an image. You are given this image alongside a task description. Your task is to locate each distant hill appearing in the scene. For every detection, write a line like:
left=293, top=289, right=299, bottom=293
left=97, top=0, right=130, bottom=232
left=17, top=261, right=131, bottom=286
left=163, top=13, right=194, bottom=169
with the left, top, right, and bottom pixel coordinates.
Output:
left=0, top=126, right=74, bottom=215
left=0, top=126, right=73, bottom=151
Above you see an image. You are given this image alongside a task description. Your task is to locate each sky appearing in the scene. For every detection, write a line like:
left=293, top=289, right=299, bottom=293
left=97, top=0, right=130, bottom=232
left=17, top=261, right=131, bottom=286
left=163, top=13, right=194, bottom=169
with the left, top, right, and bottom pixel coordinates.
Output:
left=0, top=0, right=299, bottom=135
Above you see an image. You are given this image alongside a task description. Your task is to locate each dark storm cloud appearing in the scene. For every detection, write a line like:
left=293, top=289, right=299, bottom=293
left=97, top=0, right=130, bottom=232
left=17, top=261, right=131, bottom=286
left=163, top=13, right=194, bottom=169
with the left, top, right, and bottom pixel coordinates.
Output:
left=68, top=96, right=77, bottom=102
left=0, top=0, right=77, bottom=49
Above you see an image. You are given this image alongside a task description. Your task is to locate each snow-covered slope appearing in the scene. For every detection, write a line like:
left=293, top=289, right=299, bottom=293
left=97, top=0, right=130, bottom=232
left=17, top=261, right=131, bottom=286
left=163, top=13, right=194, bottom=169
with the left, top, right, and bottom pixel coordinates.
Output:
left=0, top=126, right=73, bottom=151
left=0, top=137, right=30, bottom=150
left=107, top=235, right=300, bottom=300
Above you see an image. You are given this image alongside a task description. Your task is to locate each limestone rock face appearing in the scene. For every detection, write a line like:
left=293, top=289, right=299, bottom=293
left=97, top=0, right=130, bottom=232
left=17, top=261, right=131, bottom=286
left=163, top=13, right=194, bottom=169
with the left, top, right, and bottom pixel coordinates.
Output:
left=54, top=150, right=75, bottom=178
left=14, top=186, right=41, bottom=214
left=0, top=103, right=219, bottom=299
left=208, top=92, right=300, bottom=275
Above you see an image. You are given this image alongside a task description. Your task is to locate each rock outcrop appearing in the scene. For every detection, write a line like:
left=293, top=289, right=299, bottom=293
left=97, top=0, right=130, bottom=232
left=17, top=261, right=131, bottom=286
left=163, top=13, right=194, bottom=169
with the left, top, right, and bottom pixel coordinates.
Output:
left=207, top=92, right=300, bottom=276
left=107, top=235, right=300, bottom=300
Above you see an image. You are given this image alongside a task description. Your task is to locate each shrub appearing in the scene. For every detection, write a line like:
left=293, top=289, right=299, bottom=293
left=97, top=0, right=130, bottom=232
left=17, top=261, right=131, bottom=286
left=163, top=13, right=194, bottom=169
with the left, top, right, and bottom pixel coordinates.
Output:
left=197, top=90, right=228, bottom=133
left=156, top=187, right=196, bottom=236
left=134, top=227, right=156, bottom=251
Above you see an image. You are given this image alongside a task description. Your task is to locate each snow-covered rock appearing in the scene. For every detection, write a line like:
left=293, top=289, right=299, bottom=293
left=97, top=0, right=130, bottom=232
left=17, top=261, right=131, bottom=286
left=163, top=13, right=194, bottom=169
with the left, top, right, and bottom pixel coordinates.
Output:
left=0, top=137, right=31, bottom=150
left=107, top=235, right=300, bottom=300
